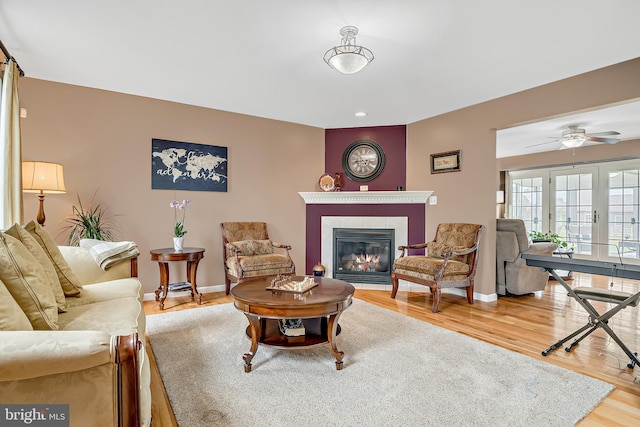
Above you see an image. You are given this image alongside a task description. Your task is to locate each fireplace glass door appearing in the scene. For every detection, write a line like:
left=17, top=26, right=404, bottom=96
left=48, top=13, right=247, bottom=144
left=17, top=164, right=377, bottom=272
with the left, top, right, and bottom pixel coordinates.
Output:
left=333, top=228, right=394, bottom=284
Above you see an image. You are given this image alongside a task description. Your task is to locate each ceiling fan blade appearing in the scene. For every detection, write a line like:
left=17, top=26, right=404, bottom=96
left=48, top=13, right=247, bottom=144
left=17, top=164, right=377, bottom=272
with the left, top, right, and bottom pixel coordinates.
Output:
left=586, top=136, right=620, bottom=144
left=587, top=131, right=620, bottom=137
left=526, top=140, right=559, bottom=148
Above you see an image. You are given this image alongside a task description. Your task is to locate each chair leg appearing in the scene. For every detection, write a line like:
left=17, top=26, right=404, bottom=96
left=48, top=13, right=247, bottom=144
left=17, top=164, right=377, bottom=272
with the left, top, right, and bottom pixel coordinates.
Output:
left=390, top=274, right=399, bottom=299
left=225, top=276, right=231, bottom=295
left=466, top=283, right=475, bottom=305
left=431, top=287, right=442, bottom=313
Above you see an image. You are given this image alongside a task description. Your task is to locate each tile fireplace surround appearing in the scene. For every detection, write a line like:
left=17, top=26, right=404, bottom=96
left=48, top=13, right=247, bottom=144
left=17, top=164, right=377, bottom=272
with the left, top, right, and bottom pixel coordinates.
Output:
left=299, top=191, right=432, bottom=290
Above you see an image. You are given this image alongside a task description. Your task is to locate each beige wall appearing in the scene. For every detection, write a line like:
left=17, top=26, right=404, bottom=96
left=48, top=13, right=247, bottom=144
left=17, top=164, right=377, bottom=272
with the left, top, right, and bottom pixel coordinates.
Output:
left=408, top=57, right=640, bottom=296
left=18, top=57, right=640, bottom=298
left=19, top=79, right=324, bottom=293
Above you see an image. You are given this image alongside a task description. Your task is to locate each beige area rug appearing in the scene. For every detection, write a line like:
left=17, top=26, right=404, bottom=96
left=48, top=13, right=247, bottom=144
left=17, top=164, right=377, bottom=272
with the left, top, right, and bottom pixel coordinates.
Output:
left=146, top=300, right=613, bottom=426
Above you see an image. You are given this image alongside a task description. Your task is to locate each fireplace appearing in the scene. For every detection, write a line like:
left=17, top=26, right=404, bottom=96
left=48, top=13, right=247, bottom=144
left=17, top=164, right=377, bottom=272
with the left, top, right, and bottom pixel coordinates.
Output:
left=333, top=228, right=394, bottom=285
left=299, top=190, right=432, bottom=288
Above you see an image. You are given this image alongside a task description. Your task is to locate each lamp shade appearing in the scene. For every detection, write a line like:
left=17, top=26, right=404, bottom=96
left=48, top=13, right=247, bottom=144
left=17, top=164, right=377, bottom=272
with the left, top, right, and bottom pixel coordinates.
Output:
left=22, top=161, right=66, bottom=194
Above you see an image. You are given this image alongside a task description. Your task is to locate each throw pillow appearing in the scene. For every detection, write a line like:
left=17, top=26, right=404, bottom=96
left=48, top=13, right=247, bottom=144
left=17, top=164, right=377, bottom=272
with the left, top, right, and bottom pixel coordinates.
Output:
left=24, top=220, right=82, bottom=296
left=0, top=232, right=58, bottom=330
left=226, top=239, right=274, bottom=257
left=5, top=223, right=67, bottom=312
left=427, top=241, right=470, bottom=262
left=0, top=279, right=34, bottom=331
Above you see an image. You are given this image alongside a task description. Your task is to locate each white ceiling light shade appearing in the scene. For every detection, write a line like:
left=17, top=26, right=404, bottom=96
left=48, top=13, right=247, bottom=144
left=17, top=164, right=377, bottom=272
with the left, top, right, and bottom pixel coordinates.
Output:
left=561, top=128, right=587, bottom=147
left=324, top=26, right=374, bottom=74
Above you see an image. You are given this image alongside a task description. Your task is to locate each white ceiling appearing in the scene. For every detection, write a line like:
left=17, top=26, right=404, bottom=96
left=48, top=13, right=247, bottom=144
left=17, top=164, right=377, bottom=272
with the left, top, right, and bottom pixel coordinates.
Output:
left=2, top=1, right=640, bottom=156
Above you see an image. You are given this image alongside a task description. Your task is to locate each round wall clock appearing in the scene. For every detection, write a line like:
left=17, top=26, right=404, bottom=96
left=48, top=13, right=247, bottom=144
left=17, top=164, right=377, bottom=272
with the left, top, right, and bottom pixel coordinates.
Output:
left=342, top=139, right=385, bottom=182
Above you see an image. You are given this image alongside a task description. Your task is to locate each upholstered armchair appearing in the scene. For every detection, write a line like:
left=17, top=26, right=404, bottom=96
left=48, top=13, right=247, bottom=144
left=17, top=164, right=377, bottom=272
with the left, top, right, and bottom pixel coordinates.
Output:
left=496, top=218, right=557, bottom=295
left=221, top=222, right=295, bottom=294
left=391, top=223, right=484, bottom=313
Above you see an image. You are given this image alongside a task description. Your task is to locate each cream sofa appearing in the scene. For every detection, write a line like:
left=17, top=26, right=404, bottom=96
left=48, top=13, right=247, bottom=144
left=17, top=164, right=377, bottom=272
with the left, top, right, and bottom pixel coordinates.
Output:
left=0, top=224, right=150, bottom=427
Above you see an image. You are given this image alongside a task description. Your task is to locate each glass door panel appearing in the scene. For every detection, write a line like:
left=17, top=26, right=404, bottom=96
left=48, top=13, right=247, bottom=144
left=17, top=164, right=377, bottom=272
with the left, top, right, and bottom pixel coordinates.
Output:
left=607, top=168, right=640, bottom=260
left=509, top=175, right=544, bottom=235
left=551, top=168, right=597, bottom=258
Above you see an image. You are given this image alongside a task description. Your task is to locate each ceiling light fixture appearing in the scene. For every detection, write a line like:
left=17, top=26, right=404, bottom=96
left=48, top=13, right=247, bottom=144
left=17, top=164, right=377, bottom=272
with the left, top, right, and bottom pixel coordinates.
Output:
left=324, top=26, right=374, bottom=75
left=355, top=112, right=367, bottom=117
left=561, top=128, right=587, bottom=148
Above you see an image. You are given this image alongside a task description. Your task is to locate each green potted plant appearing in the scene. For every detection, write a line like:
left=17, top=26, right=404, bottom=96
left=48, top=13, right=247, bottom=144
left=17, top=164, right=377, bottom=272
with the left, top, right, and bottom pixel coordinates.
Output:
left=528, top=230, right=573, bottom=251
left=62, top=192, right=119, bottom=246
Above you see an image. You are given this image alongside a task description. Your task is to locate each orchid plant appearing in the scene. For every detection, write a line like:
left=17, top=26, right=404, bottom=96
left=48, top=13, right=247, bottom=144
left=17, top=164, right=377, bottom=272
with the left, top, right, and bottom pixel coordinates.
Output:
left=170, top=199, right=190, bottom=237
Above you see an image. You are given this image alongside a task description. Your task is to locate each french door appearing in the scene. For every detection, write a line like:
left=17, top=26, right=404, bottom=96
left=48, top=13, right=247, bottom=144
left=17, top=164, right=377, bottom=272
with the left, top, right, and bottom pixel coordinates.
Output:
left=508, top=160, right=640, bottom=264
left=550, top=167, right=599, bottom=259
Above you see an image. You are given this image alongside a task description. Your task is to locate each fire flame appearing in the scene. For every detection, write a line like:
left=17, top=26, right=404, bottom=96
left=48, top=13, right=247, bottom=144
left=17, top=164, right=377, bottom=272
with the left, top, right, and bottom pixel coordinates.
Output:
left=351, top=253, right=381, bottom=271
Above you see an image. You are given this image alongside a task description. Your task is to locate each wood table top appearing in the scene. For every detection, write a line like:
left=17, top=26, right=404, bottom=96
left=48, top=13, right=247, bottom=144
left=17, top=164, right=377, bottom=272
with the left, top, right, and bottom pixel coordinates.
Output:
left=231, top=276, right=354, bottom=311
left=150, top=247, right=205, bottom=261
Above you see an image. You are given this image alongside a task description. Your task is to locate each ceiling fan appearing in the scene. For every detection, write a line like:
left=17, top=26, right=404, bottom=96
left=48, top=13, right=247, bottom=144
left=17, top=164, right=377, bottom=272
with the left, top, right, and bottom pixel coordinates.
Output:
left=527, top=125, right=621, bottom=149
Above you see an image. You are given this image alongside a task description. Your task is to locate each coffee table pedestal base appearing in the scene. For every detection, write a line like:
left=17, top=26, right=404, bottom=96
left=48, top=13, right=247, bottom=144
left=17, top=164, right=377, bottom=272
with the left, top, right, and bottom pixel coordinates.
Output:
left=241, top=313, right=345, bottom=373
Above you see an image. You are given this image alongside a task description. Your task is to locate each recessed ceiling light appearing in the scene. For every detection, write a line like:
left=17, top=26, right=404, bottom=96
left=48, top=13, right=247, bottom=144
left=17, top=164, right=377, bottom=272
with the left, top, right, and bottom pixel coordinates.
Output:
left=355, top=112, right=367, bottom=117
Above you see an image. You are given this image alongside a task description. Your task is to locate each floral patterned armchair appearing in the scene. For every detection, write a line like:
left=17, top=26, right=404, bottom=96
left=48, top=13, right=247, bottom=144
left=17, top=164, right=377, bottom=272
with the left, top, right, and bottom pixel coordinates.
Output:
left=220, top=222, right=295, bottom=294
left=391, top=223, right=484, bottom=313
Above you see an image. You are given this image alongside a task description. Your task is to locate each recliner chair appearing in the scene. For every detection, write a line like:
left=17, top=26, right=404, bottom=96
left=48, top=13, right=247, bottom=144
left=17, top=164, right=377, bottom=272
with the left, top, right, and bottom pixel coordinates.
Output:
left=496, top=219, right=557, bottom=295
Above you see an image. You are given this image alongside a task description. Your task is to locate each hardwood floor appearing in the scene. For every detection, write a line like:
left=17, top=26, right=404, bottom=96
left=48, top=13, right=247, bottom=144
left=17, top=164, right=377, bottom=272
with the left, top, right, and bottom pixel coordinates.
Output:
left=143, top=273, right=640, bottom=426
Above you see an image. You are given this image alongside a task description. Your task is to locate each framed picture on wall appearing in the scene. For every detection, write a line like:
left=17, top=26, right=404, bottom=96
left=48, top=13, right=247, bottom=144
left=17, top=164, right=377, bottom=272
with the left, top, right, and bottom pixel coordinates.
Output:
left=430, top=150, right=461, bottom=174
left=151, top=138, right=228, bottom=192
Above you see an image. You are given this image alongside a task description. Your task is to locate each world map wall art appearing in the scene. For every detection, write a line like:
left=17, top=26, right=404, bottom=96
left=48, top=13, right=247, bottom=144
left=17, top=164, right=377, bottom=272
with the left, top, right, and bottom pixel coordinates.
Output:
left=151, top=138, right=228, bottom=192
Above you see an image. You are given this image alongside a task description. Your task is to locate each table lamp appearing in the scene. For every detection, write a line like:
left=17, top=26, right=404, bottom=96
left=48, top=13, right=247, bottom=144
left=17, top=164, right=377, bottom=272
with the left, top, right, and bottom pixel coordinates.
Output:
left=22, top=161, right=67, bottom=226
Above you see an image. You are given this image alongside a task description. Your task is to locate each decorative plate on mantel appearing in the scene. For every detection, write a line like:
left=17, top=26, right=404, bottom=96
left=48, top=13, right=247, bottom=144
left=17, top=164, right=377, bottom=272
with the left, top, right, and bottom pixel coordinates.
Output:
left=318, top=174, right=336, bottom=192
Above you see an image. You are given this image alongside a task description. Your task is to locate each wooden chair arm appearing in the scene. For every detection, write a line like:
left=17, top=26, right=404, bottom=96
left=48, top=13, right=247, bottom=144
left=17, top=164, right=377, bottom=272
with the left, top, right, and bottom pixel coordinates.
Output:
left=272, top=242, right=292, bottom=250
left=272, top=242, right=292, bottom=257
left=441, top=244, right=478, bottom=259
left=397, top=242, right=429, bottom=257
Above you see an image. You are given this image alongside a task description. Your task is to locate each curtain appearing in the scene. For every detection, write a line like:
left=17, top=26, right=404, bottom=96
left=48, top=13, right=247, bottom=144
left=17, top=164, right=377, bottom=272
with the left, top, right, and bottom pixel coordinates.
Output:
left=0, top=59, right=23, bottom=229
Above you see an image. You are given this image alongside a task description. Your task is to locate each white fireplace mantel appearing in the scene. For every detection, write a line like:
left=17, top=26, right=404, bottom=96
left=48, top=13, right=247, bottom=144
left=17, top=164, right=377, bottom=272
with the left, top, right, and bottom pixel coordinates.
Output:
left=298, top=191, right=433, bottom=205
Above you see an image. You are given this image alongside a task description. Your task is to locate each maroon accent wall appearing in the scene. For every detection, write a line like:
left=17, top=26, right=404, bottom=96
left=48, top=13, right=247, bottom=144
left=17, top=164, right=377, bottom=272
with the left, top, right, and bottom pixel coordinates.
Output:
left=304, top=203, right=425, bottom=274
left=325, top=125, right=406, bottom=191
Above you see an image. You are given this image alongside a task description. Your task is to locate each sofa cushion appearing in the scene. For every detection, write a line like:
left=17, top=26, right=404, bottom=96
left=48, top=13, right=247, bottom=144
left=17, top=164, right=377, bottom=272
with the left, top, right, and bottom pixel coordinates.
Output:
left=58, top=297, right=142, bottom=338
left=5, top=223, right=67, bottom=312
left=0, top=232, right=58, bottom=330
left=0, top=279, right=33, bottom=331
left=65, top=278, right=143, bottom=308
left=24, top=221, right=83, bottom=297
left=394, top=255, right=471, bottom=280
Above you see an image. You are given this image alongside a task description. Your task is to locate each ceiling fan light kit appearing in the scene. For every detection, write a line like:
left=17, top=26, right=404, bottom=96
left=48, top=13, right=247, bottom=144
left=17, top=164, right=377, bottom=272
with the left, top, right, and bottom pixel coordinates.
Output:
left=561, top=128, right=587, bottom=147
left=324, top=26, right=374, bottom=74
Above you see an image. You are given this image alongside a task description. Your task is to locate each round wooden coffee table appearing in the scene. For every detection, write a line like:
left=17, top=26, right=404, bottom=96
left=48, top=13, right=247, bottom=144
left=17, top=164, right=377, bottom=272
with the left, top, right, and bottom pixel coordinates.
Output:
left=231, top=276, right=354, bottom=372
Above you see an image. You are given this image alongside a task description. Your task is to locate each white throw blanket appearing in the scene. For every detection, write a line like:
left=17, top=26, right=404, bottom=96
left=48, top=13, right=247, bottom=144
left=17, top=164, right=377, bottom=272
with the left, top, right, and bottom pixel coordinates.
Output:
left=79, top=239, right=140, bottom=270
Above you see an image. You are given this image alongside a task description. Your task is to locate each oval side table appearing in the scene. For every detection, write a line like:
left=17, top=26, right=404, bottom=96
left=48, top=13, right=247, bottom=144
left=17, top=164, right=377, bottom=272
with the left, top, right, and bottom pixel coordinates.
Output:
left=150, top=247, right=205, bottom=310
